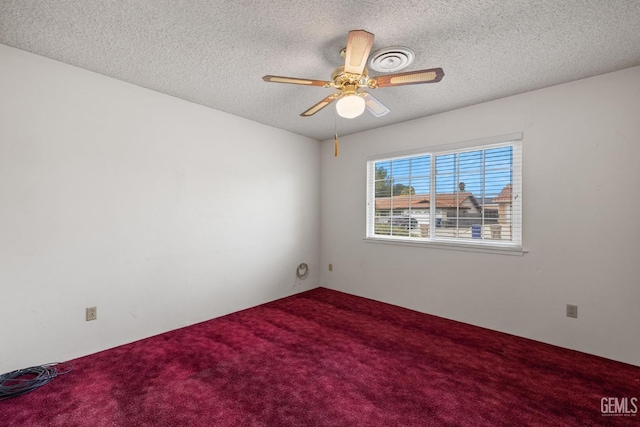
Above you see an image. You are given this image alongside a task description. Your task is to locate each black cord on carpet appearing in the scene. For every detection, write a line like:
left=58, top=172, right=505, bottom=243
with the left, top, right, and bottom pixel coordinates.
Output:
left=0, top=363, right=73, bottom=401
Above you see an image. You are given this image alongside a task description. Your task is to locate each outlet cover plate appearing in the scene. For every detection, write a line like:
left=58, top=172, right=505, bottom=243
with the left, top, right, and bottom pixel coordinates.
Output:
left=86, top=306, right=97, bottom=321
left=566, top=304, right=578, bottom=318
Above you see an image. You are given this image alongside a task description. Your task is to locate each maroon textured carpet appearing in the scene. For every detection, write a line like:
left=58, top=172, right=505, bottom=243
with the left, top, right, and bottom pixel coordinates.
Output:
left=2, top=287, right=639, bottom=426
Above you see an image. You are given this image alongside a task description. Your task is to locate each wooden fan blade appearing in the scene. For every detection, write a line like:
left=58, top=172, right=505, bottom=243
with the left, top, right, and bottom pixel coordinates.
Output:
left=301, top=95, right=338, bottom=117
left=263, top=75, right=330, bottom=87
left=375, top=67, right=444, bottom=87
left=361, top=92, right=390, bottom=117
left=344, top=30, right=374, bottom=75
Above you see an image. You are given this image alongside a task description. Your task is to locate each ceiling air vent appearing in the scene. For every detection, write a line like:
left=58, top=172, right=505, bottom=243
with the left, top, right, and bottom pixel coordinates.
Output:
left=369, top=46, right=415, bottom=73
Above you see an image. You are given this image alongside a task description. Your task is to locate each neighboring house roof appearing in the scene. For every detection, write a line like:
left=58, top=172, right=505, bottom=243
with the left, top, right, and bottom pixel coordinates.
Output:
left=493, top=184, right=512, bottom=203
left=375, top=192, right=481, bottom=210
left=474, top=197, right=499, bottom=209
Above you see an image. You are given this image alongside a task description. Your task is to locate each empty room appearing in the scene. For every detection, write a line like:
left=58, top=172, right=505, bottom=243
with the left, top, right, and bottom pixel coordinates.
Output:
left=1, top=1, right=639, bottom=426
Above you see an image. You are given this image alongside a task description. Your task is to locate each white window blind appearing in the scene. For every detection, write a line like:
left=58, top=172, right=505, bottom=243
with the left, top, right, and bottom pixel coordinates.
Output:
left=366, top=135, right=522, bottom=251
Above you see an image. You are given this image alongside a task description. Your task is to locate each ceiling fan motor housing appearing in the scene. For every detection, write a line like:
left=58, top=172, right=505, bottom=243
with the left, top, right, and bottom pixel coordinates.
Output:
left=331, top=66, right=377, bottom=93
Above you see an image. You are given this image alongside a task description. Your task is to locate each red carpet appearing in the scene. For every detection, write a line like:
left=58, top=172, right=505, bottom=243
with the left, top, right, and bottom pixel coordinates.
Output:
left=2, top=287, right=638, bottom=426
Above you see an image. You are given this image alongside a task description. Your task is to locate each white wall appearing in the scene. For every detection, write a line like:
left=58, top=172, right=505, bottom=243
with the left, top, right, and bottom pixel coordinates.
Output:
left=320, top=66, right=640, bottom=366
left=0, top=45, right=320, bottom=373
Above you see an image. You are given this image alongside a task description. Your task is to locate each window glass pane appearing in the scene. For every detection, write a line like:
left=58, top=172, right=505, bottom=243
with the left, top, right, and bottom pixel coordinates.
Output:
left=375, top=182, right=391, bottom=198
left=375, top=160, right=392, bottom=172
left=410, top=155, right=430, bottom=178
left=435, top=173, right=458, bottom=194
left=485, top=170, right=511, bottom=197
left=392, top=179, right=414, bottom=196
left=458, top=172, right=482, bottom=195
left=485, top=146, right=512, bottom=170
left=374, top=162, right=392, bottom=197
left=374, top=195, right=392, bottom=236
left=391, top=158, right=411, bottom=179
left=436, top=153, right=457, bottom=175
left=409, top=177, right=430, bottom=198
left=458, top=150, right=483, bottom=173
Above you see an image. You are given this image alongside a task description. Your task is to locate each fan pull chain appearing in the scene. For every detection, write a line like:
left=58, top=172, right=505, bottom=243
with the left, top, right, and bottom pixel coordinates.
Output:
left=334, top=112, right=339, bottom=157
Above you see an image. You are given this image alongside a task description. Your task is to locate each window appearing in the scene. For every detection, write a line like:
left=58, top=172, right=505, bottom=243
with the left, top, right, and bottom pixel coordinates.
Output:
left=366, top=134, right=522, bottom=251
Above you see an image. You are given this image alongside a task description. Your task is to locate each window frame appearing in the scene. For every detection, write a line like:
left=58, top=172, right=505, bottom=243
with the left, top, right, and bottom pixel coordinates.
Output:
left=365, top=133, right=523, bottom=254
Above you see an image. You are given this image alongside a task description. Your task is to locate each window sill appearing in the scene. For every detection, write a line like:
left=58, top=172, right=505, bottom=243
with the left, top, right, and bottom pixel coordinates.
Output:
left=363, top=236, right=526, bottom=256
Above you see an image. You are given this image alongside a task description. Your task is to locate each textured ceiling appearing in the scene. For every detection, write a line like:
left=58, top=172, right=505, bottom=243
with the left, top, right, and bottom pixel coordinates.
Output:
left=2, top=1, right=640, bottom=141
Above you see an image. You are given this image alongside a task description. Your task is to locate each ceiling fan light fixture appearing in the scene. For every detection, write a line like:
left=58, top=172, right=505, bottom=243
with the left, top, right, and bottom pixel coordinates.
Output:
left=336, top=95, right=366, bottom=119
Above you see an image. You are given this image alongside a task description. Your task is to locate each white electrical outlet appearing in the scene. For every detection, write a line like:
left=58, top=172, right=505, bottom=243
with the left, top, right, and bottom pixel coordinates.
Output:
left=566, top=304, right=578, bottom=319
left=86, top=306, right=97, bottom=321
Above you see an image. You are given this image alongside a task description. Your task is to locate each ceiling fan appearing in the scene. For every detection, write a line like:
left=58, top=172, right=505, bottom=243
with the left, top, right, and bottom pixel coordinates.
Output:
left=262, top=30, right=444, bottom=119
